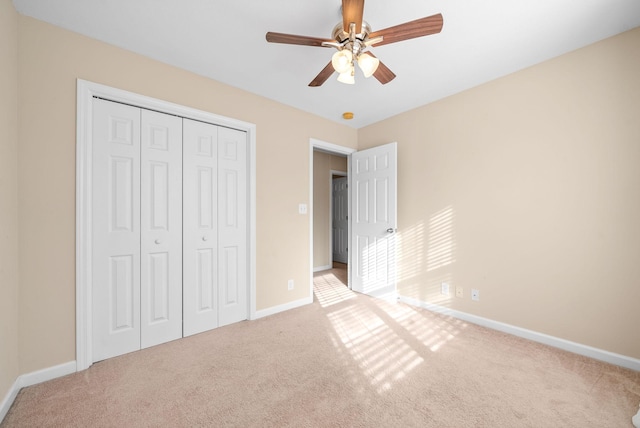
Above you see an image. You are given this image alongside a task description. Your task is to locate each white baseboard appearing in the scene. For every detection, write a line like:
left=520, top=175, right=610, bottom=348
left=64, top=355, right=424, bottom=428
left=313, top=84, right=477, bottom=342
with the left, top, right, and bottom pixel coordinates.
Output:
left=19, top=361, right=76, bottom=388
left=399, top=295, right=640, bottom=372
left=253, top=296, right=313, bottom=319
left=313, top=265, right=331, bottom=273
left=0, top=360, right=76, bottom=423
left=0, top=378, right=20, bottom=423
left=367, top=286, right=398, bottom=302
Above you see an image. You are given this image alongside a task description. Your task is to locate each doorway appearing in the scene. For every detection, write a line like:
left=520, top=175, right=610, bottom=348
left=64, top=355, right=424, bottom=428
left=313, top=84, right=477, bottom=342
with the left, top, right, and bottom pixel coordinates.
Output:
left=310, top=139, right=355, bottom=295
left=309, top=138, right=398, bottom=302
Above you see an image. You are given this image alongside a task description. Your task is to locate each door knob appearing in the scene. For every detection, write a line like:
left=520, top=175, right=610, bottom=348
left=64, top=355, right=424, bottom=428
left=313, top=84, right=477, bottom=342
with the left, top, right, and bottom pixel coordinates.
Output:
left=155, top=239, right=162, bottom=244
left=386, top=228, right=395, bottom=234
left=202, top=236, right=208, bottom=241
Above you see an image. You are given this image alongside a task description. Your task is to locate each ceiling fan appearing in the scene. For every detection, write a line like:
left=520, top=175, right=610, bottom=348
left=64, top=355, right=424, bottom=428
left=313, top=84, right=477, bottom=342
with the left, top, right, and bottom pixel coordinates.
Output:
left=265, top=0, right=443, bottom=87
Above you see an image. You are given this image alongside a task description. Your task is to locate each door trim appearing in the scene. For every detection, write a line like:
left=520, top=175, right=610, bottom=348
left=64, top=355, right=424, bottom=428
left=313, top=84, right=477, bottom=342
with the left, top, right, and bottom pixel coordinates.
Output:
left=76, top=79, right=257, bottom=371
left=309, top=138, right=355, bottom=297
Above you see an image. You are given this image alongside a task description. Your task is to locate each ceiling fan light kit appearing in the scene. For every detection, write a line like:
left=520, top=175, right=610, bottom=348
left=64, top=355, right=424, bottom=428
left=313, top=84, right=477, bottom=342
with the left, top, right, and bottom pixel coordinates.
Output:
left=327, top=21, right=379, bottom=83
left=265, top=0, right=443, bottom=87
left=337, top=68, right=355, bottom=84
left=357, top=52, right=380, bottom=78
left=332, top=49, right=353, bottom=74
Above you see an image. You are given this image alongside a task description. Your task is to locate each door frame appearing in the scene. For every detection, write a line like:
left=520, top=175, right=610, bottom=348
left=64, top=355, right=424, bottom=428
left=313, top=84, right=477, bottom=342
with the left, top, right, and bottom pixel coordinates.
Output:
left=309, top=138, right=355, bottom=296
left=329, top=171, right=347, bottom=266
left=76, top=79, right=257, bottom=371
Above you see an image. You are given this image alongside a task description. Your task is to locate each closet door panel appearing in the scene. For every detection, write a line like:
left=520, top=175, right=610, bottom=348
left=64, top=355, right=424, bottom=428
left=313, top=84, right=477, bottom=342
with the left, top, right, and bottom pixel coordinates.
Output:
left=140, top=109, right=183, bottom=349
left=92, top=99, right=141, bottom=362
left=183, top=119, right=219, bottom=336
left=218, top=127, right=248, bottom=327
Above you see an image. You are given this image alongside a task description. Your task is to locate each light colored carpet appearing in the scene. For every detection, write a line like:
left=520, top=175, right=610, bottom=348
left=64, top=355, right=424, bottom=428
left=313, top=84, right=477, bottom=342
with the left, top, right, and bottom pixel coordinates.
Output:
left=3, top=267, right=639, bottom=427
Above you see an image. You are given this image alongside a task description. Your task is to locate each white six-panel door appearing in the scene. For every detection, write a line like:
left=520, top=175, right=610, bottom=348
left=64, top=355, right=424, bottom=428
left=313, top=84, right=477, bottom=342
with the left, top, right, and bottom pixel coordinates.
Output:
left=92, top=99, right=142, bottom=361
left=183, top=119, right=219, bottom=336
left=140, top=109, right=183, bottom=349
left=351, top=142, right=397, bottom=298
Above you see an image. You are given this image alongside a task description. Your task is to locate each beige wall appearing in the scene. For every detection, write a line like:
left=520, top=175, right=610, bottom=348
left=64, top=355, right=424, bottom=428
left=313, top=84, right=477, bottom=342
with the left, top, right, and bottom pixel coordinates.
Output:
left=0, top=0, right=20, bottom=404
left=313, top=151, right=347, bottom=269
left=358, top=27, right=640, bottom=359
left=16, top=16, right=357, bottom=374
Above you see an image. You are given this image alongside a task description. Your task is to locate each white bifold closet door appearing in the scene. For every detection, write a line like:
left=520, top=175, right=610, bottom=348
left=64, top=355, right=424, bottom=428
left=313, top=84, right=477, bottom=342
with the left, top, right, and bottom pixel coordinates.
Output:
left=92, top=99, right=183, bottom=362
left=92, top=99, right=248, bottom=362
left=140, top=109, right=183, bottom=349
left=183, top=119, right=247, bottom=336
left=182, top=119, right=217, bottom=336
left=216, top=125, right=248, bottom=327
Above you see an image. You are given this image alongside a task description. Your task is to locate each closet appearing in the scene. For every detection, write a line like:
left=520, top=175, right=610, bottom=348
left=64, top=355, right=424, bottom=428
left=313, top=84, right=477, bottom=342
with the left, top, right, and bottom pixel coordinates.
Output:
left=91, top=98, right=247, bottom=362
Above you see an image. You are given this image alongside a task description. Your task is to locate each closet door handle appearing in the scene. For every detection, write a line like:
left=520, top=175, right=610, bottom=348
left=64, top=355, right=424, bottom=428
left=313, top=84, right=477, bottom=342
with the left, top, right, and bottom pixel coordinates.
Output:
left=202, top=236, right=208, bottom=241
left=155, top=239, right=162, bottom=244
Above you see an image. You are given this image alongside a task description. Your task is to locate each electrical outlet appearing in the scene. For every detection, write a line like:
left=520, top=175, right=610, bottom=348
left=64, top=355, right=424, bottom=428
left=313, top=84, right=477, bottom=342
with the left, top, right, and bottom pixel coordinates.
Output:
left=441, top=282, right=450, bottom=296
left=455, top=286, right=464, bottom=298
left=298, top=204, right=307, bottom=214
left=288, top=279, right=294, bottom=291
left=471, top=289, right=480, bottom=301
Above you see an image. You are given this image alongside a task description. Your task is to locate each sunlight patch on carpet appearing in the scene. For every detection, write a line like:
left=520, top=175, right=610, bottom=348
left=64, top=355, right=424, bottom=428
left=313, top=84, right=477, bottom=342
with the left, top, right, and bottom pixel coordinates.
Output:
left=372, top=299, right=466, bottom=352
left=314, top=272, right=354, bottom=308
left=314, top=263, right=465, bottom=392
left=327, top=304, right=424, bottom=393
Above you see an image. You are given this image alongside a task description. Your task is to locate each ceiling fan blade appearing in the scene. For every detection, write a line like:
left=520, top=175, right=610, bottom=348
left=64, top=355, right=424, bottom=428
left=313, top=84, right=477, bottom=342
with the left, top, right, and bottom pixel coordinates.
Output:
left=309, top=62, right=336, bottom=87
left=342, top=0, right=365, bottom=34
left=368, top=53, right=396, bottom=84
left=369, top=13, right=443, bottom=47
left=266, top=32, right=334, bottom=47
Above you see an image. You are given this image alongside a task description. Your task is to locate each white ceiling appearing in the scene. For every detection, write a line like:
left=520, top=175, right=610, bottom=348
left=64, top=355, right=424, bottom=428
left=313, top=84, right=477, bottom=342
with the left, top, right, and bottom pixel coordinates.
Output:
left=12, top=0, right=640, bottom=128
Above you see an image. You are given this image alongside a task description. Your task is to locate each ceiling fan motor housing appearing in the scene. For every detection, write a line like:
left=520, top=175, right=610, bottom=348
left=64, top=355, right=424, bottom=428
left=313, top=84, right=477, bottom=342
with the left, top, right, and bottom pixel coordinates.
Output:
left=331, top=21, right=372, bottom=58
